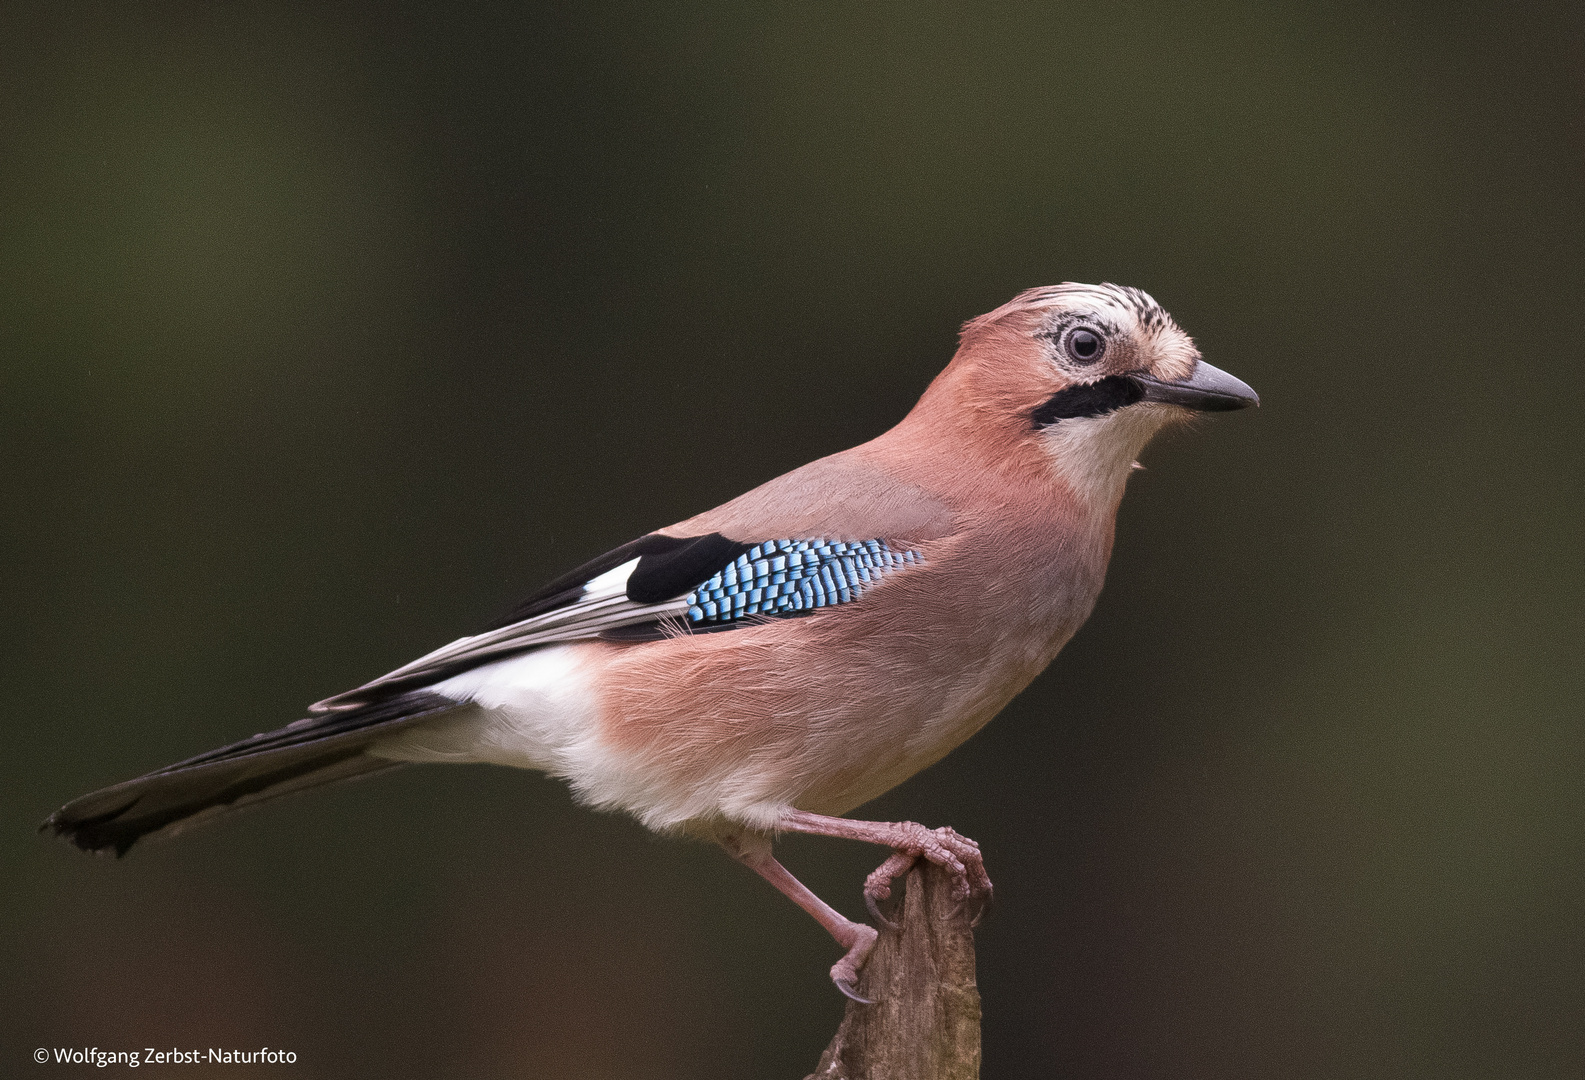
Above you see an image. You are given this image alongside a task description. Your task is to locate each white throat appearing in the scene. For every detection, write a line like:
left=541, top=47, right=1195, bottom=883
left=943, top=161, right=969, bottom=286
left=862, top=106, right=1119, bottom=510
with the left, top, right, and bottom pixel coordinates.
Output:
left=1038, top=406, right=1172, bottom=507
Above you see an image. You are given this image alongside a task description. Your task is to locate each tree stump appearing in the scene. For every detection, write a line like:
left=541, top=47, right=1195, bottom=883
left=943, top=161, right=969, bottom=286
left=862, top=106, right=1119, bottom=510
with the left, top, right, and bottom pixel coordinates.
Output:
left=804, top=862, right=981, bottom=1080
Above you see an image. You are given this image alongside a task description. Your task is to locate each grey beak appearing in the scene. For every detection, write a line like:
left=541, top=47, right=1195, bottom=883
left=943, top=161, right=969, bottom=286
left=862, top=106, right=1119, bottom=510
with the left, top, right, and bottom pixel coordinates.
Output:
left=1131, top=360, right=1259, bottom=412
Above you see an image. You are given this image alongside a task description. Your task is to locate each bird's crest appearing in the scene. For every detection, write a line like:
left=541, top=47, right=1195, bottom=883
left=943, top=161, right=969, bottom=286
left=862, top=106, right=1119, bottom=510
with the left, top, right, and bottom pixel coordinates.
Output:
left=960, top=282, right=1180, bottom=341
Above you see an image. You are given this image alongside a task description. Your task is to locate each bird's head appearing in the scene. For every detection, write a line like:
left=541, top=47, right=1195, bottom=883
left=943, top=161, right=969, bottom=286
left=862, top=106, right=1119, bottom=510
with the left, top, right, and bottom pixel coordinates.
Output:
left=927, top=283, right=1258, bottom=506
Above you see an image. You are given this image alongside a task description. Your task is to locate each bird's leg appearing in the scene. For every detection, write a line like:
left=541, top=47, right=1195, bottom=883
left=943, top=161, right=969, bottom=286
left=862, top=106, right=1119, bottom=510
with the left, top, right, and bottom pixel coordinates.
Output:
left=717, top=827, right=879, bottom=1003
left=777, top=808, right=994, bottom=927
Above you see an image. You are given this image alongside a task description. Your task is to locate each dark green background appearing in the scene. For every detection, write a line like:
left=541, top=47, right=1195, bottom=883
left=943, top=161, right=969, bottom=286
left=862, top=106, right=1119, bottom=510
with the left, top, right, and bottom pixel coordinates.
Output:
left=3, top=2, right=1581, bottom=1077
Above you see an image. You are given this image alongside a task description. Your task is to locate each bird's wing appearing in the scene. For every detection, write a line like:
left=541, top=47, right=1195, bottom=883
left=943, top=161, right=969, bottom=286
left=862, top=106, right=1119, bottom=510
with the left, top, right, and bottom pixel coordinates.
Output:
left=312, top=529, right=930, bottom=712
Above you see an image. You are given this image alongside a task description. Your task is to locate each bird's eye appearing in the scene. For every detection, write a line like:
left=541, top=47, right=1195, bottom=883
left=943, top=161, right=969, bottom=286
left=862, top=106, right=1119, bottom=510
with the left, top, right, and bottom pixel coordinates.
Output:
left=1063, top=327, right=1105, bottom=364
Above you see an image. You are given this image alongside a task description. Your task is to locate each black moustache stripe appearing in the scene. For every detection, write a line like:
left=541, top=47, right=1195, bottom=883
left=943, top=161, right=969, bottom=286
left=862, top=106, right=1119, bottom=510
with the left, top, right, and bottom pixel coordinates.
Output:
left=1030, top=375, right=1144, bottom=428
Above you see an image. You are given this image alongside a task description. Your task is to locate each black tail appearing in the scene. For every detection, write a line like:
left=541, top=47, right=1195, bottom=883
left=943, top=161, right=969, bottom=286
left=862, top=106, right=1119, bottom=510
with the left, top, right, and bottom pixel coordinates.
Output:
left=42, top=692, right=459, bottom=857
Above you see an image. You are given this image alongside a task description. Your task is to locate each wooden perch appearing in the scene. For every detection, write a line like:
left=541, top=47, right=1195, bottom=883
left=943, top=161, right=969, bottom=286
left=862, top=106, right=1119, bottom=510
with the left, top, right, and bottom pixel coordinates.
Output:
left=805, top=862, right=982, bottom=1080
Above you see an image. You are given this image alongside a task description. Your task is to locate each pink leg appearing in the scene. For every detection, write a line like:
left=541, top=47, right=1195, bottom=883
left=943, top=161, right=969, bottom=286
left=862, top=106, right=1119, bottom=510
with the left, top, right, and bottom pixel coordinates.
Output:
left=778, top=808, right=994, bottom=925
left=717, top=828, right=879, bottom=1002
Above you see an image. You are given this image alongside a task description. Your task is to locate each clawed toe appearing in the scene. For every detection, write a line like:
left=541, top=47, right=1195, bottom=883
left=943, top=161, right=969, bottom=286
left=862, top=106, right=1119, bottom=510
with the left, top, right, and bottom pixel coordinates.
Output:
left=862, top=850, right=916, bottom=932
left=905, top=825, right=989, bottom=903
left=831, top=973, right=874, bottom=1004
left=864, top=890, right=898, bottom=932
left=853, top=823, right=995, bottom=931
left=829, top=922, right=879, bottom=1003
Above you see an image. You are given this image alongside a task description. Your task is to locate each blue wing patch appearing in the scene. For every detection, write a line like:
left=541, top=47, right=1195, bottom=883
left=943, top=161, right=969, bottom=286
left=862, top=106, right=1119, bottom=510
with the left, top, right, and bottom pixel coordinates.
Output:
left=684, top=539, right=921, bottom=625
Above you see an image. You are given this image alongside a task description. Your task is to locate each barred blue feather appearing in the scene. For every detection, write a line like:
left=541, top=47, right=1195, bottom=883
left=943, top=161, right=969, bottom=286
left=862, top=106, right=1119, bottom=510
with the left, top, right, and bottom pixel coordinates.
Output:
left=684, top=539, right=921, bottom=624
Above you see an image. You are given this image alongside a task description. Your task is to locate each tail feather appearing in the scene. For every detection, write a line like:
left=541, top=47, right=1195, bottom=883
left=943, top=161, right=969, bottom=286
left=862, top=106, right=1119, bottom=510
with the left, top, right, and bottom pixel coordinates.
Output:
left=42, top=692, right=460, bottom=856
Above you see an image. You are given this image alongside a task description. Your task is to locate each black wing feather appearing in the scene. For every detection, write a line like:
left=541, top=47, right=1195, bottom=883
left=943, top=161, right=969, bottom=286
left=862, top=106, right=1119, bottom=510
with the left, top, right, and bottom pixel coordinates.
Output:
left=625, top=533, right=753, bottom=603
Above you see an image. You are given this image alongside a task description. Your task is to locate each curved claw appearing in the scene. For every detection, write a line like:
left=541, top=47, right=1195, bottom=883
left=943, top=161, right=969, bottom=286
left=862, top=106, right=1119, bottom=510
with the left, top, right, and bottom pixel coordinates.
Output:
left=832, top=975, right=874, bottom=1004
left=865, top=891, right=899, bottom=932
left=862, top=849, right=917, bottom=932
left=828, top=922, right=878, bottom=1005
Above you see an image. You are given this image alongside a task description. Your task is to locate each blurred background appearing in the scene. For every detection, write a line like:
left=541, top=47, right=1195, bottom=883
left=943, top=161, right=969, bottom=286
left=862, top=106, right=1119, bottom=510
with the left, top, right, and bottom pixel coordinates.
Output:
left=2, top=2, right=1581, bottom=1077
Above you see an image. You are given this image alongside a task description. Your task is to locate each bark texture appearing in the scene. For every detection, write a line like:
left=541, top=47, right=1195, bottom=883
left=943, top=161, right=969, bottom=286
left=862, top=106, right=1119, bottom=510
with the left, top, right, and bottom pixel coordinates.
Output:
left=804, top=862, right=981, bottom=1080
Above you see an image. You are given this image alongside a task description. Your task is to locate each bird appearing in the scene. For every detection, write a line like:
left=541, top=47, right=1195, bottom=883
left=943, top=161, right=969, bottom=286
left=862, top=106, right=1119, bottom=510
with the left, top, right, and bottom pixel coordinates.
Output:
left=43, top=282, right=1257, bottom=1000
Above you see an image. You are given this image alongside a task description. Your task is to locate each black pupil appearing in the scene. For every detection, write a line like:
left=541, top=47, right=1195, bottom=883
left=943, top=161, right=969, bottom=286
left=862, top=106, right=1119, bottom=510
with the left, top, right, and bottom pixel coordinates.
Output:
left=1069, top=329, right=1100, bottom=359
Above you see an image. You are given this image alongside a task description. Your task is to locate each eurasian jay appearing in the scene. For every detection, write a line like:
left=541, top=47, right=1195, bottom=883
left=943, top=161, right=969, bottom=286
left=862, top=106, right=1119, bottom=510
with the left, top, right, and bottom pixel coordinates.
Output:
left=44, top=283, right=1257, bottom=999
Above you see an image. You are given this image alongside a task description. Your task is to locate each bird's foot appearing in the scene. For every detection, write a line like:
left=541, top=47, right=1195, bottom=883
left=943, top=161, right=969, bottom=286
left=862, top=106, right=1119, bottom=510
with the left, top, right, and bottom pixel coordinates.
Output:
left=862, top=851, right=917, bottom=930
left=717, top=827, right=883, bottom=1003
left=829, top=922, right=879, bottom=1003
left=861, top=822, right=993, bottom=929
